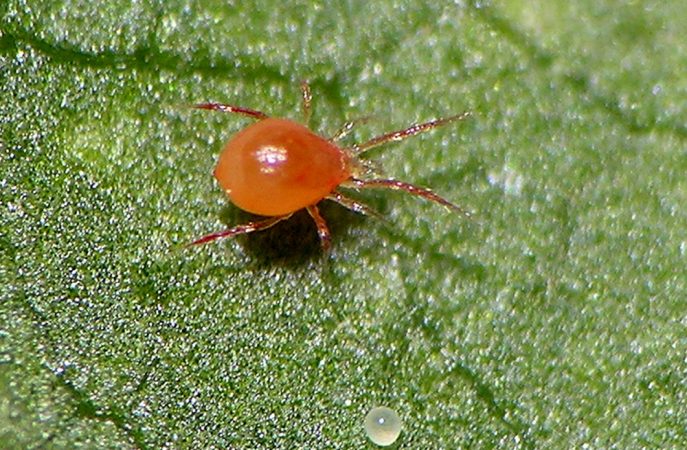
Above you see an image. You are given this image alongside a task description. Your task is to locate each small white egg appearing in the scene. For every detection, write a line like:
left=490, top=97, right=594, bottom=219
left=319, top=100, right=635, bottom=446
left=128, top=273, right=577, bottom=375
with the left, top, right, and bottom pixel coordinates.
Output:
left=364, top=406, right=402, bottom=446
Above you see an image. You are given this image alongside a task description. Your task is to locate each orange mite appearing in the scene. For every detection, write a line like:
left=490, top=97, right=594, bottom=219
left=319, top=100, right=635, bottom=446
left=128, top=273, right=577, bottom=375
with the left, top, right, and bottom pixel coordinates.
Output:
left=190, top=82, right=470, bottom=251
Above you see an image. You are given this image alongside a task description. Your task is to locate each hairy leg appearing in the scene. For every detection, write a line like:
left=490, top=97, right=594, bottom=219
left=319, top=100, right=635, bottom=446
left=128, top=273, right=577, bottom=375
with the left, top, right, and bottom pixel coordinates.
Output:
left=187, top=214, right=292, bottom=246
left=306, top=205, right=331, bottom=252
left=353, top=111, right=471, bottom=154
left=326, top=190, right=384, bottom=219
left=345, top=178, right=471, bottom=218
left=192, top=103, right=269, bottom=120
left=329, top=117, right=372, bottom=142
left=300, top=80, right=313, bottom=126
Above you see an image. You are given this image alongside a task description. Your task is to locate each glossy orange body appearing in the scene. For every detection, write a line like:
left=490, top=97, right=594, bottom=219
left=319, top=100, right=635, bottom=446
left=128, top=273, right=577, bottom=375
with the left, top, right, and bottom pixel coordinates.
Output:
left=213, top=118, right=351, bottom=216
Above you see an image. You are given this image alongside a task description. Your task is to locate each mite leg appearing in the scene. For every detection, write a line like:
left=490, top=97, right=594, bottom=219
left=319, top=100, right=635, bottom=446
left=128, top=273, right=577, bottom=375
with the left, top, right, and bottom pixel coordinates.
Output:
left=300, top=80, right=313, bottom=126
left=306, top=205, right=331, bottom=252
left=353, top=111, right=471, bottom=155
left=326, top=190, right=384, bottom=220
left=187, top=215, right=292, bottom=246
left=192, top=103, right=269, bottom=120
left=345, top=178, right=471, bottom=218
left=329, top=117, right=372, bottom=142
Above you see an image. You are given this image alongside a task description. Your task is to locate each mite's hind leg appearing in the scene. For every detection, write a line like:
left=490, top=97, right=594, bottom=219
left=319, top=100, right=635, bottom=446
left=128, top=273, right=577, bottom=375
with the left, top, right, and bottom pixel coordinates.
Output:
left=353, top=111, right=471, bottom=154
left=192, top=103, right=269, bottom=120
left=188, top=214, right=292, bottom=246
left=300, top=80, right=313, bottom=126
left=345, top=178, right=471, bottom=218
left=306, top=205, right=331, bottom=252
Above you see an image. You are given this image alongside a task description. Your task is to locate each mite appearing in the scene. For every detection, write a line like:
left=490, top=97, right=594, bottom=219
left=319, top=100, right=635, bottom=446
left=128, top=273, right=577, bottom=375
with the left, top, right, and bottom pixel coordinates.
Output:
left=190, top=82, right=470, bottom=251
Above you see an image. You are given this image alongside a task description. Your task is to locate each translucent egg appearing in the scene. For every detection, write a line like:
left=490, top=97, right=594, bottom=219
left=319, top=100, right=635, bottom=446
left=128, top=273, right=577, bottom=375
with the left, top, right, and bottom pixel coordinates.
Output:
left=364, top=406, right=402, bottom=446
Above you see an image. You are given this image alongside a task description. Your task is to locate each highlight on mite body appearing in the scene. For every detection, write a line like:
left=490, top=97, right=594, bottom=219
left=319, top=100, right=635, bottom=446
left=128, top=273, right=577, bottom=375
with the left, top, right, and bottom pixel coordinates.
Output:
left=190, top=81, right=471, bottom=251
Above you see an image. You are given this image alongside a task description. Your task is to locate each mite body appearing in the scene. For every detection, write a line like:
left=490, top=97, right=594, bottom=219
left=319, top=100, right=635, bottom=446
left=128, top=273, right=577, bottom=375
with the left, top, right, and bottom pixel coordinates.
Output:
left=191, top=82, right=470, bottom=251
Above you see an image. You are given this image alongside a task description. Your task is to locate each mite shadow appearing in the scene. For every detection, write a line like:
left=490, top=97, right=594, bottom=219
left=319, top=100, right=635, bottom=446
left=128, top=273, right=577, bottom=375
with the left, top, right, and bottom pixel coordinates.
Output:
left=214, top=198, right=380, bottom=267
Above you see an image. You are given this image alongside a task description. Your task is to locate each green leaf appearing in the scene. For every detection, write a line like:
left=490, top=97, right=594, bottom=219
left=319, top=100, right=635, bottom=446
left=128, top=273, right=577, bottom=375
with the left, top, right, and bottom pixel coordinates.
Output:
left=2, top=1, right=685, bottom=448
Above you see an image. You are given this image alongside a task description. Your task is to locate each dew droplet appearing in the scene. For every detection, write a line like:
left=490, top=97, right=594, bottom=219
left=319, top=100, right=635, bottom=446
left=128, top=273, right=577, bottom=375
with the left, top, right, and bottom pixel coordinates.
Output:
left=364, top=406, right=402, bottom=446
